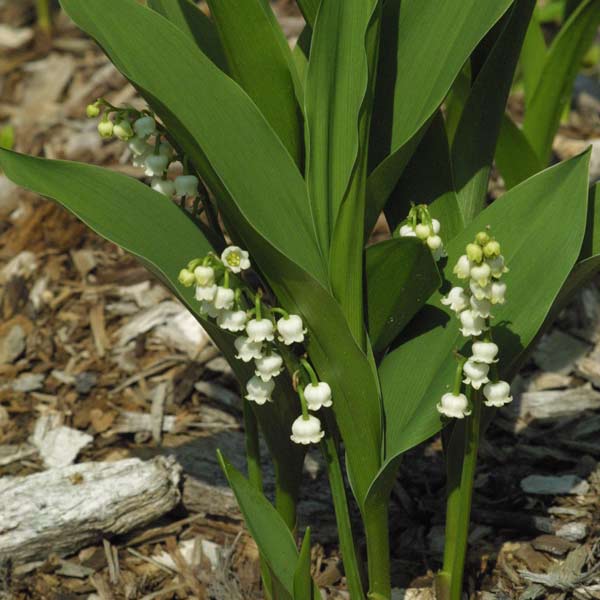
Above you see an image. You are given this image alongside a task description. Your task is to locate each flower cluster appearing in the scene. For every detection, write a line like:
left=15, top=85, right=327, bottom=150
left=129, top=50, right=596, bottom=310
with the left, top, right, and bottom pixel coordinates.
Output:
left=437, top=230, right=512, bottom=419
left=398, top=204, right=446, bottom=261
left=178, top=245, right=332, bottom=445
left=87, top=100, right=199, bottom=200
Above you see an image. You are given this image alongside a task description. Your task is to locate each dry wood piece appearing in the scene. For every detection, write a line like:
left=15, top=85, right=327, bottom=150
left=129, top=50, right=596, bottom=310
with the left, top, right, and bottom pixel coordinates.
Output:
left=0, top=457, right=182, bottom=563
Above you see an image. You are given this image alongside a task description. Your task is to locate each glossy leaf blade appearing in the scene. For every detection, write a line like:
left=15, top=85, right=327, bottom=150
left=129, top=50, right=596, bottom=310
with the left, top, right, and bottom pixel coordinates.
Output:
left=293, top=528, right=314, bottom=600
left=366, top=238, right=440, bottom=355
left=520, top=13, right=547, bottom=102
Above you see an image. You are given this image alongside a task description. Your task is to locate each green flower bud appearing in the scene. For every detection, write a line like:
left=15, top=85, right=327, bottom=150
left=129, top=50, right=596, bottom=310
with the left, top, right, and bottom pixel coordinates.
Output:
left=415, top=223, right=432, bottom=240
left=86, top=103, right=100, bottom=118
left=466, top=242, right=483, bottom=263
left=97, top=118, right=114, bottom=138
left=178, top=268, right=195, bottom=287
left=475, top=231, right=490, bottom=246
left=483, top=240, right=501, bottom=258
left=114, top=119, right=134, bottom=141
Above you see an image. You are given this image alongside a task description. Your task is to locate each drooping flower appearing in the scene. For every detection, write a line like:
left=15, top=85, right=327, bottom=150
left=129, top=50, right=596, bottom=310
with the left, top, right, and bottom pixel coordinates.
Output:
left=195, top=284, right=217, bottom=302
left=144, top=154, right=169, bottom=177
left=217, top=309, right=248, bottom=332
left=97, top=118, right=114, bottom=138
left=470, top=295, right=491, bottom=318
left=194, top=265, right=215, bottom=287
left=221, top=246, right=251, bottom=273
left=489, top=281, right=507, bottom=304
left=199, top=300, right=220, bottom=318
left=245, top=376, right=275, bottom=405
left=441, top=287, right=469, bottom=313
left=175, top=175, right=199, bottom=198
left=151, top=177, right=175, bottom=197
left=178, top=268, right=195, bottom=287
left=246, top=318, right=274, bottom=342
left=114, top=119, right=134, bottom=141
left=234, top=336, right=263, bottom=362
left=399, top=224, right=417, bottom=238
left=254, top=353, right=284, bottom=382
left=470, top=262, right=491, bottom=287
left=415, top=223, right=432, bottom=240
left=453, top=255, right=472, bottom=279
left=290, top=415, right=324, bottom=445
left=86, top=103, right=100, bottom=118
left=276, top=314, right=306, bottom=345
left=459, top=309, right=486, bottom=337
left=488, top=255, right=508, bottom=278
left=462, top=359, right=490, bottom=390
left=483, top=380, right=512, bottom=407
left=431, top=219, right=441, bottom=234
left=469, top=280, right=491, bottom=301
left=437, top=392, right=471, bottom=418
left=304, top=382, right=332, bottom=411
left=471, top=341, right=499, bottom=364
left=133, top=115, right=156, bottom=139
left=129, top=137, right=151, bottom=156
left=213, top=286, right=235, bottom=310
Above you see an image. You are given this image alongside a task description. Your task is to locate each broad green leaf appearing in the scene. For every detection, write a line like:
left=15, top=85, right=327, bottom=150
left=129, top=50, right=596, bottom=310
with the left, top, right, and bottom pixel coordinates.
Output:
left=520, top=14, right=547, bottom=102
left=366, top=238, right=440, bottom=355
left=218, top=453, right=299, bottom=596
left=296, top=0, right=319, bottom=27
left=368, top=0, right=513, bottom=206
left=371, top=151, right=590, bottom=498
left=293, top=528, right=314, bottom=600
left=146, top=0, right=228, bottom=72
left=495, top=114, right=544, bottom=189
left=451, top=0, right=535, bottom=223
left=205, top=0, right=303, bottom=164
left=523, top=0, right=600, bottom=163
left=61, top=0, right=327, bottom=287
left=444, top=65, right=471, bottom=145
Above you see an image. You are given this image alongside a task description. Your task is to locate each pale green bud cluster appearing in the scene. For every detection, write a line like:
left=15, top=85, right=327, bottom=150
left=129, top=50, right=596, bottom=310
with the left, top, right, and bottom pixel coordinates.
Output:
left=398, top=204, right=446, bottom=261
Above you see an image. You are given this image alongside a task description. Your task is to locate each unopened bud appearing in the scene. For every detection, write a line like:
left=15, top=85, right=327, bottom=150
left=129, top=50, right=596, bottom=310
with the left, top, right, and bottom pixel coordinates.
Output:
left=114, top=119, right=134, bottom=141
left=97, top=118, right=114, bottom=138
left=475, top=231, right=490, bottom=246
left=466, top=243, right=483, bottom=263
left=415, top=223, right=432, bottom=240
left=86, top=103, right=100, bottom=118
left=178, top=268, right=195, bottom=287
left=483, top=240, right=501, bottom=257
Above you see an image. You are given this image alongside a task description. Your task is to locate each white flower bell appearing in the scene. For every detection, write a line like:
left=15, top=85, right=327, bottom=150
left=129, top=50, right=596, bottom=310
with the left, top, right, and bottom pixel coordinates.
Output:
left=290, top=415, right=324, bottom=445
left=437, top=392, right=471, bottom=418
left=304, top=382, right=332, bottom=411
left=132, top=149, right=151, bottom=168
left=459, top=309, right=486, bottom=337
left=483, top=380, right=512, bottom=407
left=399, top=224, right=416, bottom=238
left=471, top=341, right=499, bottom=364
left=194, top=265, right=215, bottom=287
left=431, top=219, right=441, bottom=234
left=488, top=255, right=508, bottom=278
left=129, top=137, right=151, bottom=156
left=199, top=300, right=220, bottom=318
left=151, top=177, right=175, bottom=197
left=246, top=318, right=275, bottom=342
left=133, top=116, right=156, bottom=139
left=276, top=314, right=306, bottom=345
left=470, top=280, right=491, bottom=301
left=144, top=154, right=169, bottom=177
left=175, top=175, right=199, bottom=198
left=489, top=281, right=507, bottom=304
left=426, top=235, right=442, bottom=251
left=470, top=262, right=491, bottom=287
left=214, top=286, right=235, bottom=310
left=462, top=359, right=490, bottom=390
left=254, top=353, right=284, bottom=382
left=415, top=223, right=432, bottom=240
left=245, top=376, right=275, bottom=405
left=234, top=336, right=263, bottom=362
left=470, top=295, right=491, bottom=318
left=441, top=287, right=469, bottom=313
left=217, top=309, right=248, bottom=332
left=195, top=283, right=217, bottom=302
left=453, top=255, right=472, bottom=279
left=221, top=246, right=251, bottom=273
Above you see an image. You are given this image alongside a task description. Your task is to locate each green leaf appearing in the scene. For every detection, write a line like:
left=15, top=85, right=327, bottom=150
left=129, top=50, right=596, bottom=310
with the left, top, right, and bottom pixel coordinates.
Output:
left=60, top=0, right=327, bottom=287
left=373, top=150, right=590, bottom=492
left=205, top=0, right=303, bottom=164
left=444, top=65, right=471, bottom=145
left=146, top=0, right=228, bottom=72
left=495, top=114, right=544, bottom=189
left=520, top=13, right=547, bottom=102
left=368, top=0, right=514, bottom=206
left=366, top=238, right=440, bottom=355
left=523, top=0, right=600, bottom=163
left=296, top=0, right=319, bottom=27
left=218, top=452, right=299, bottom=596
left=0, top=125, right=14, bottom=150
left=293, top=528, right=314, bottom=600
left=451, top=0, right=535, bottom=224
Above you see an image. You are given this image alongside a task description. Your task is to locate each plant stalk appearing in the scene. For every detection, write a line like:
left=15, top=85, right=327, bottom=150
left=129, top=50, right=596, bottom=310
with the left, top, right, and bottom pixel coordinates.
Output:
left=36, top=0, right=52, bottom=35
left=364, top=501, right=391, bottom=599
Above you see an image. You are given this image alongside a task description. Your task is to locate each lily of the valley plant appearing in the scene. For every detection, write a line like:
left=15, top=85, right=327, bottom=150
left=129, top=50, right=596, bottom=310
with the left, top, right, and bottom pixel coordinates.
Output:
left=3, top=1, right=600, bottom=598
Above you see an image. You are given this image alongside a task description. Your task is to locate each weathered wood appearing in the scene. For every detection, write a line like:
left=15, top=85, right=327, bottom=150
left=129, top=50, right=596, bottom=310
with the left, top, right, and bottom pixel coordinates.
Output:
left=0, top=457, right=182, bottom=563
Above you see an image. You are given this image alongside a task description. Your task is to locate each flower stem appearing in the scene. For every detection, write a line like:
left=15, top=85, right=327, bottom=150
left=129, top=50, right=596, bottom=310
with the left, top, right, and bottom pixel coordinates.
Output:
left=364, top=502, right=391, bottom=599
left=36, top=0, right=51, bottom=35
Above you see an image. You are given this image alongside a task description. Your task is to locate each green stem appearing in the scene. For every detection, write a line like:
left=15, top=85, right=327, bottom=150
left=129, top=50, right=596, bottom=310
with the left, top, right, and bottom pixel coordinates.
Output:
left=364, top=502, right=391, bottom=599
left=320, top=424, right=366, bottom=600
left=36, top=0, right=52, bottom=35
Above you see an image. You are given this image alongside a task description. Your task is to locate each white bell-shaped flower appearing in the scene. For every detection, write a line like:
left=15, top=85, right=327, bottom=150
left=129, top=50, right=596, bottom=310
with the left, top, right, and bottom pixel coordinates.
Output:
left=132, top=149, right=151, bottom=168
left=415, top=223, right=432, bottom=240
left=159, top=141, right=174, bottom=158
left=195, top=283, right=217, bottom=302
left=432, top=219, right=441, bottom=234
left=133, top=116, right=156, bottom=139
left=221, top=246, right=251, bottom=273
left=437, top=392, right=471, bottom=418
left=441, top=287, right=469, bottom=313
left=290, top=414, right=324, bottom=445
left=234, top=336, right=263, bottom=362
left=470, top=295, right=491, bottom=318
left=488, top=255, right=508, bottom=278
left=471, top=341, right=499, bottom=364
left=470, top=262, right=491, bottom=287
left=175, top=175, right=199, bottom=198
left=453, top=255, right=472, bottom=279
left=194, top=265, right=215, bottom=287
left=483, top=380, right=512, bottom=407
left=151, top=177, right=175, bottom=197
left=459, top=309, right=486, bottom=337
left=489, top=281, right=507, bottom=304
left=470, top=280, right=491, bottom=301
left=245, top=376, right=275, bottom=405
left=129, top=137, right=152, bottom=156
left=246, top=318, right=275, bottom=342
left=114, top=119, right=134, bottom=141
left=426, top=235, right=442, bottom=251
left=399, top=224, right=416, bottom=238
left=276, top=314, right=306, bottom=345
left=462, top=359, right=490, bottom=390
left=217, top=309, right=248, bottom=332
left=304, top=382, right=332, bottom=411
left=144, top=154, right=169, bottom=177
left=214, top=286, right=235, bottom=310
left=199, top=300, right=220, bottom=318
left=254, top=353, right=284, bottom=382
